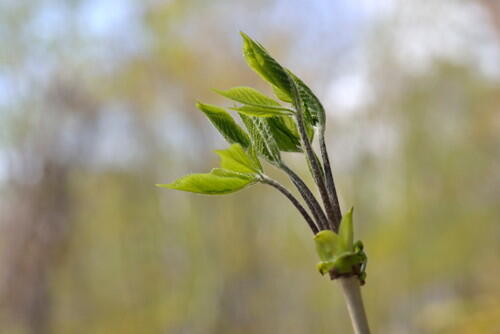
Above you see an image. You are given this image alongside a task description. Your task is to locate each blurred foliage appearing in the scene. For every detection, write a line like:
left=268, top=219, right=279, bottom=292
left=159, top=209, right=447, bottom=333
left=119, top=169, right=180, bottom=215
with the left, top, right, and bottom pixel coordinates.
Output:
left=0, top=0, right=499, bottom=333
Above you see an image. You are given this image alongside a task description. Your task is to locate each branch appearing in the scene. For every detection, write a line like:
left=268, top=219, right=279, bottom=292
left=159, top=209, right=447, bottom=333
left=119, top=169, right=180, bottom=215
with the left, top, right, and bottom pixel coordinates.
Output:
left=279, top=163, right=329, bottom=231
left=260, top=175, right=319, bottom=234
left=338, top=277, right=371, bottom=334
left=293, top=112, right=337, bottom=231
left=319, top=131, right=342, bottom=230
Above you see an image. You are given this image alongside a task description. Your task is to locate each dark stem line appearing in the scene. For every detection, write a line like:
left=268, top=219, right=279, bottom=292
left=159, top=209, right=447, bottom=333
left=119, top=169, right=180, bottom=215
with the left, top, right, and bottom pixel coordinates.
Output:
left=260, top=176, right=319, bottom=234
left=319, top=131, right=342, bottom=231
left=280, top=163, right=329, bottom=231
left=293, top=110, right=337, bottom=231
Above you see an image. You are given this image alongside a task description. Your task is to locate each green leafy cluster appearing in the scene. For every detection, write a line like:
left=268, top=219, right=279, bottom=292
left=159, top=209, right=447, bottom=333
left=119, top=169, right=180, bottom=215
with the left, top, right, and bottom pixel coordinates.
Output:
left=158, top=32, right=324, bottom=193
left=158, top=32, right=367, bottom=282
left=314, top=208, right=367, bottom=284
left=158, top=144, right=261, bottom=194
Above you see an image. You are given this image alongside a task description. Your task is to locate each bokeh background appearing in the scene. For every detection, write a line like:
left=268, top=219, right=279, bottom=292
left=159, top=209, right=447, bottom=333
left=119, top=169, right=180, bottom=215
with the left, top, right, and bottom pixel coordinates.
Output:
left=1, top=0, right=499, bottom=333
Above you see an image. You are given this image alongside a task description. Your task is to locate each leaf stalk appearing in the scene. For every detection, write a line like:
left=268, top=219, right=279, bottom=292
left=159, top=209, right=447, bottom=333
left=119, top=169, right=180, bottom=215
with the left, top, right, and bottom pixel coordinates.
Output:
left=291, top=104, right=337, bottom=231
left=279, top=163, right=329, bottom=230
left=318, top=128, right=342, bottom=230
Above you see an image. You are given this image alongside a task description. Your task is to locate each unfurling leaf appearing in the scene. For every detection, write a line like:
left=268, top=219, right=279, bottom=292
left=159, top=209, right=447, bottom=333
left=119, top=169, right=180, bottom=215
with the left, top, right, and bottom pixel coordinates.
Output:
left=314, top=230, right=344, bottom=261
left=240, top=114, right=281, bottom=163
left=286, top=72, right=317, bottom=131
left=273, top=85, right=293, bottom=103
left=339, top=207, right=354, bottom=251
left=215, top=86, right=281, bottom=107
left=266, top=117, right=302, bottom=152
left=197, top=102, right=250, bottom=148
left=288, top=72, right=326, bottom=128
left=240, top=32, right=292, bottom=99
left=239, top=33, right=325, bottom=130
left=159, top=144, right=261, bottom=196
left=210, top=168, right=255, bottom=180
left=230, top=105, right=293, bottom=117
left=214, top=143, right=262, bottom=174
left=314, top=213, right=367, bottom=278
left=157, top=171, right=254, bottom=195
left=314, top=227, right=366, bottom=276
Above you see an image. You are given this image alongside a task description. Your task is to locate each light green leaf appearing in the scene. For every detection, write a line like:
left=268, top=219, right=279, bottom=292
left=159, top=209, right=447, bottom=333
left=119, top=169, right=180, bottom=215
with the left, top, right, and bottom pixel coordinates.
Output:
left=332, top=251, right=363, bottom=273
left=215, top=86, right=281, bottom=107
left=240, top=114, right=281, bottom=163
left=240, top=115, right=305, bottom=153
left=210, top=168, right=255, bottom=180
left=197, top=102, right=250, bottom=148
left=273, top=85, right=293, bottom=103
left=266, top=117, right=302, bottom=152
left=339, top=207, right=354, bottom=251
left=317, top=249, right=367, bottom=277
left=314, top=230, right=344, bottom=262
left=288, top=72, right=326, bottom=128
left=278, top=115, right=300, bottom=138
left=157, top=171, right=253, bottom=195
left=272, top=115, right=314, bottom=149
left=281, top=95, right=315, bottom=141
left=317, top=261, right=335, bottom=275
left=239, top=33, right=325, bottom=129
left=230, top=105, right=293, bottom=117
left=214, top=143, right=262, bottom=174
left=240, top=32, right=292, bottom=97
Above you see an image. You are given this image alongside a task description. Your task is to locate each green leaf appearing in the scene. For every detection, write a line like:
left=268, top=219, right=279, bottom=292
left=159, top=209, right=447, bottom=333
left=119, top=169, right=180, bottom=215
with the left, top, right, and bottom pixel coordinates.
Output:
left=339, top=207, right=354, bottom=251
left=215, top=86, right=281, bottom=107
left=266, top=117, right=302, bottom=152
left=278, top=115, right=300, bottom=138
left=333, top=252, right=363, bottom=273
left=230, top=105, right=293, bottom=117
left=273, top=115, right=314, bottom=147
left=197, top=102, right=250, bottom=148
left=317, top=249, right=367, bottom=276
left=214, top=143, right=262, bottom=174
left=316, top=261, right=335, bottom=275
left=240, top=114, right=281, bottom=163
left=314, top=230, right=344, bottom=262
left=157, top=171, right=253, bottom=195
left=210, top=168, right=255, bottom=180
left=239, top=33, right=325, bottom=129
left=240, top=32, right=292, bottom=97
left=288, top=72, right=326, bottom=128
left=240, top=114, right=305, bottom=153
left=273, top=85, right=293, bottom=103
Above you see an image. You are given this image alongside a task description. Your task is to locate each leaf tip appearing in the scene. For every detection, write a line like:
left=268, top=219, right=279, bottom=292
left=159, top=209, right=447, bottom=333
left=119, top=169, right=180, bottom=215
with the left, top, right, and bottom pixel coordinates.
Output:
left=347, top=206, right=354, bottom=216
left=212, top=148, right=224, bottom=157
left=240, top=32, right=256, bottom=55
left=195, top=101, right=204, bottom=109
left=239, top=31, right=250, bottom=40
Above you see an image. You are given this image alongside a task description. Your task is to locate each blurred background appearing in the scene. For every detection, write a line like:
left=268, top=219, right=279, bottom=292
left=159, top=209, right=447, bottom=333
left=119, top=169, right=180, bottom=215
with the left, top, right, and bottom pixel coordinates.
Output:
left=1, top=0, right=499, bottom=333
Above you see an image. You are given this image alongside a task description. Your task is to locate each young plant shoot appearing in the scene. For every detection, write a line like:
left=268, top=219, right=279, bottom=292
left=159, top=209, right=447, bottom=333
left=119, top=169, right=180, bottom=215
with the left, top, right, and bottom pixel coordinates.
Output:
left=158, top=32, right=370, bottom=334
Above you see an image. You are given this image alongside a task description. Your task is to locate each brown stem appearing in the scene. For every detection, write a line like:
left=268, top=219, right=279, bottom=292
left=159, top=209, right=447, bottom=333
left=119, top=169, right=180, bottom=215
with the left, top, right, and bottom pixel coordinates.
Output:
left=279, top=163, right=329, bottom=230
left=288, top=77, right=337, bottom=231
left=319, top=131, right=342, bottom=230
